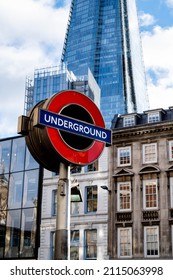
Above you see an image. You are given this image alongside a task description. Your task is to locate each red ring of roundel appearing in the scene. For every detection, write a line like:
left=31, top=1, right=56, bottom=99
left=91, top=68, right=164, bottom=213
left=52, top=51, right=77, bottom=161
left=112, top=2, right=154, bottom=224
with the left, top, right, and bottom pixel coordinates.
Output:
left=46, top=90, right=105, bottom=165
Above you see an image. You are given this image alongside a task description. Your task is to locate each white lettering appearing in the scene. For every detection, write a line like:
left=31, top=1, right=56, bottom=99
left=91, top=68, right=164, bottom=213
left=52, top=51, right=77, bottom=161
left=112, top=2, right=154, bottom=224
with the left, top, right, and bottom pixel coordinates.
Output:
left=89, top=128, right=96, bottom=136
left=68, top=121, right=73, bottom=130
left=44, top=114, right=50, bottom=123
left=42, top=111, right=109, bottom=143
left=58, top=118, right=64, bottom=126
left=51, top=116, right=57, bottom=125
left=102, top=131, right=107, bottom=139
left=95, top=130, right=102, bottom=138
left=84, top=126, right=89, bottom=134
left=63, top=120, right=68, bottom=128
left=79, top=125, right=84, bottom=133
left=73, top=123, right=79, bottom=131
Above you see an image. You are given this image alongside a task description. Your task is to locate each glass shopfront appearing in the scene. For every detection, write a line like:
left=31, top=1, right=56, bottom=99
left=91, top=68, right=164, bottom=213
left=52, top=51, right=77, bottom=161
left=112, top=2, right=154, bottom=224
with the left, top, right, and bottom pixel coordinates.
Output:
left=0, top=136, right=42, bottom=259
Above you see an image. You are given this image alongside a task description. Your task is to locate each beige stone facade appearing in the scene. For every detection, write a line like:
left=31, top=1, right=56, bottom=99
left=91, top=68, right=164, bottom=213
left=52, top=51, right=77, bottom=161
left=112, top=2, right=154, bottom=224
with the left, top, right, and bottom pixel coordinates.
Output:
left=108, top=110, right=173, bottom=259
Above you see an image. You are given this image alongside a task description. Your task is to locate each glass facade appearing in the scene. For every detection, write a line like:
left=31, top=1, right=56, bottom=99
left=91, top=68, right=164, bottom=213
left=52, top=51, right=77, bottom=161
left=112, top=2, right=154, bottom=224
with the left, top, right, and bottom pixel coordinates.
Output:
left=61, top=0, right=149, bottom=127
left=24, top=65, right=99, bottom=115
left=0, top=136, right=42, bottom=259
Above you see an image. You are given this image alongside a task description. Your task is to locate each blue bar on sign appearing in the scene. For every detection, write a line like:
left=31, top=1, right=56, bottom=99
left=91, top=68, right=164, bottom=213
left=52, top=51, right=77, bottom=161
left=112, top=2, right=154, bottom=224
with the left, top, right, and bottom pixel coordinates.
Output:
left=39, top=109, right=112, bottom=145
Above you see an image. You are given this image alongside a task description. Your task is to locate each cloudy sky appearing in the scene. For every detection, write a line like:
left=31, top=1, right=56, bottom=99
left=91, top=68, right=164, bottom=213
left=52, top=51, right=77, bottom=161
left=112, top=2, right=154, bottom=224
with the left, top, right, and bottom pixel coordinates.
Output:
left=0, top=0, right=173, bottom=138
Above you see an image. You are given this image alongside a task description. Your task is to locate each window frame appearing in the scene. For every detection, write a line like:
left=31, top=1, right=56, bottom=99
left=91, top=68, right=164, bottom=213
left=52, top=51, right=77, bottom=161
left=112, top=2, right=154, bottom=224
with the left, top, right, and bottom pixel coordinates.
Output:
left=117, top=146, right=131, bottom=167
left=143, top=179, right=158, bottom=210
left=85, top=185, right=97, bottom=213
left=169, top=141, right=173, bottom=161
left=170, top=177, right=173, bottom=208
left=70, top=230, right=79, bottom=260
left=84, top=229, right=97, bottom=260
left=147, top=112, right=160, bottom=123
left=123, top=116, right=135, bottom=127
left=144, top=226, right=159, bottom=258
left=84, top=161, right=98, bottom=172
left=50, top=231, right=55, bottom=260
left=117, top=227, right=132, bottom=258
left=52, top=189, right=57, bottom=216
left=142, top=143, right=157, bottom=164
left=117, top=181, right=131, bottom=212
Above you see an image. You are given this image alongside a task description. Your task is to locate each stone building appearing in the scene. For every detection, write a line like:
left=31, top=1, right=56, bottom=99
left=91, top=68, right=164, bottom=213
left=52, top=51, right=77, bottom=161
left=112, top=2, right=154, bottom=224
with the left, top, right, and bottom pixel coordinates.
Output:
left=108, top=108, right=173, bottom=259
left=39, top=148, right=109, bottom=260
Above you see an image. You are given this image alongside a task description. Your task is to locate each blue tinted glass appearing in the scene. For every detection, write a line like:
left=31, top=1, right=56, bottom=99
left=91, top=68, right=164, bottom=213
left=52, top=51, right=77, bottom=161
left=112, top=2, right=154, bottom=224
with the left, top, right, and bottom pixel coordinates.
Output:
left=61, top=0, right=148, bottom=127
left=0, top=173, right=8, bottom=212
left=5, top=209, right=21, bottom=258
left=20, top=208, right=37, bottom=258
left=25, top=147, right=39, bottom=170
left=8, top=172, right=24, bottom=209
left=11, top=137, right=25, bottom=172
left=0, top=140, right=11, bottom=174
left=23, top=170, right=39, bottom=207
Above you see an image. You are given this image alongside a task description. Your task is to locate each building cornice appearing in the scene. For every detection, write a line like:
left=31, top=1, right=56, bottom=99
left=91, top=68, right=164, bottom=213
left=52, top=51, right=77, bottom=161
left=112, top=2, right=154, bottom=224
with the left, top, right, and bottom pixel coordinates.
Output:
left=112, top=121, right=173, bottom=141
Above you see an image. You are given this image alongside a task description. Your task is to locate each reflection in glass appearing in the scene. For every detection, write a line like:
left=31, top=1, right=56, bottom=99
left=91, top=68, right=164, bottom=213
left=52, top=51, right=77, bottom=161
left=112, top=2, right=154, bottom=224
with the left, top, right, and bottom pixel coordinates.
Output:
left=0, top=140, right=11, bottom=174
left=86, top=186, right=97, bottom=212
left=70, top=230, right=79, bottom=260
left=0, top=172, right=8, bottom=257
left=85, top=229, right=97, bottom=259
left=0, top=137, right=41, bottom=259
left=70, top=246, right=79, bottom=260
left=20, top=208, right=37, bottom=258
left=25, top=147, right=39, bottom=170
left=23, top=170, right=39, bottom=207
left=11, top=138, right=25, bottom=172
left=0, top=173, right=8, bottom=218
left=0, top=224, right=6, bottom=257
left=8, top=172, right=23, bottom=209
left=5, top=209, right=21, bottom=258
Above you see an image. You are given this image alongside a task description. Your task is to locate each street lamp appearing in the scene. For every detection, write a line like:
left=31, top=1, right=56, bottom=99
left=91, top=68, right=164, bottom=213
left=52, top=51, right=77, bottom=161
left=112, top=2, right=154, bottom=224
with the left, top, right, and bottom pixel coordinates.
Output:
left=71, top=186, right=82, bottom=202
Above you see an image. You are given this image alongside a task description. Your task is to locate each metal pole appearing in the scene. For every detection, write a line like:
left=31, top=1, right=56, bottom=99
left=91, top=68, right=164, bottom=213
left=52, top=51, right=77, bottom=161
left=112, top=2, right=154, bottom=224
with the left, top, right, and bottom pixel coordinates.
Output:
left=54, top=162, right=69, bottom=260
left=67, top=166, right=71, bottom=260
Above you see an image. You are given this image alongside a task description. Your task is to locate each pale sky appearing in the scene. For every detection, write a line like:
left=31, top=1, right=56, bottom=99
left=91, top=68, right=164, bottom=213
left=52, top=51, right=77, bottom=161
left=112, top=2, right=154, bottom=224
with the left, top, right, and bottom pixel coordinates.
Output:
left=0, top=0, right=173, bottom=138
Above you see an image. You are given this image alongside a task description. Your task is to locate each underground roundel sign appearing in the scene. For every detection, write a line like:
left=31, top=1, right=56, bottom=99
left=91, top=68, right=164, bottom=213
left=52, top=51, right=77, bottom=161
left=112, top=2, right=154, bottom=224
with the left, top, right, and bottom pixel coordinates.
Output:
left=18, top=90, right=112, bottom=171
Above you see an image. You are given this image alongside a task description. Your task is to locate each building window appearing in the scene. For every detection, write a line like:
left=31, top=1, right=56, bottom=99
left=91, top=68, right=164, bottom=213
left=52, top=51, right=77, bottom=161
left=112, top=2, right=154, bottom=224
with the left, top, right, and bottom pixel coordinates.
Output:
left=71, top=166, right=82, bottom=174
left=170, top=177, right=173, bottom=208
left=70, top=230, right=79, bottom=260
left=52, top=190, right=57, bottom=216
left=84, top=229, right=97, bottom=259
left=50, top=231, right=55, bottom=260
left=123, top=116, right=135, bottom=127
left=0, top=225, right=5, bottom=257
left=117, top=182, right=131, bottom=211
left=117, top=146, right=131, bottom=166
left=169, top=141, right=173, bottom=161
left=144, top=226, right=159, bottom=257
left=117, top=227, right=132, bottom=258
left=20, top=208, right=37, bottom=258
left=143, top=179, right=158, bottom=209
left=143, top=143, right=157, bottom=164
left=52, top=171, right=59, bottom=176
left=148, top=112, right=160, bottom=123
left=85, top=161, right=98, bottom=172
left=86, top=186, right=97, bottom=213
left=23, top=170, right=39, bottom=207
left=5, top=209, right=21, bottom=258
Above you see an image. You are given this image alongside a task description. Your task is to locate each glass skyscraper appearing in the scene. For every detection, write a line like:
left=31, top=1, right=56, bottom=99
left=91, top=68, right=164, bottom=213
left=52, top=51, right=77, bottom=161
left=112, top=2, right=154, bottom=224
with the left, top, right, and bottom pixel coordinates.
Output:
left=61, top=0, right=149, bottom=127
